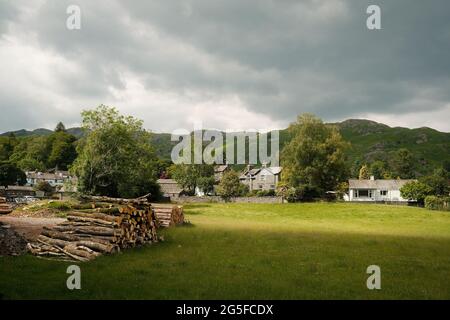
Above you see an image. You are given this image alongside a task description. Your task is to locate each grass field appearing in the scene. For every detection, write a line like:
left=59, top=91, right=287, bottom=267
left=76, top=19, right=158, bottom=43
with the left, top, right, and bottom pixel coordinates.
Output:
left=1, top=203, right=450, bottom=300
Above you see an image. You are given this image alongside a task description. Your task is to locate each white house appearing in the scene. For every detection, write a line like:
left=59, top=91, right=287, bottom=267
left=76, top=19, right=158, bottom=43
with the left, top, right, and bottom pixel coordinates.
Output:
left=347, top=177, right=416, bottom=202
left=26, top=171, right=72, bottom=187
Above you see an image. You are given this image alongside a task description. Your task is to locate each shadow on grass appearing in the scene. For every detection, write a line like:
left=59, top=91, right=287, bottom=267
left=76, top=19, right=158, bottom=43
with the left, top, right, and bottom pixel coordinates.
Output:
left=1, top=223, right=450, bottom=300
left=183, top=204, right=213, bottom=209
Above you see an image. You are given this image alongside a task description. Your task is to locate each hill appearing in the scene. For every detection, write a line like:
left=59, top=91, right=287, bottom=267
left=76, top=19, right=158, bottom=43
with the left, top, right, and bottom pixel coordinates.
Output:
left=0, top=127, right=84, bottom=138
left=334, top=119, right=450, bottom=174
left=2, top=119, right=449, bottom=175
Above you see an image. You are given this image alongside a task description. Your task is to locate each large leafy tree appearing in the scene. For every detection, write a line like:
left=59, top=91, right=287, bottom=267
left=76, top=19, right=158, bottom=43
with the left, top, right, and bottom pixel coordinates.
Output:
left=0, top=134, right=18, bottom=162
left=0, top=162, right=26, bottom=187
left=216, top=170, right=248, bottom=198
left=390, top=148, right=416, bottom=179
left=169, top=164, right=214, bottom=195
left=47, top=131, right=77, bottom=170
left=400, top=181, right=433, bottom=204
left=281, top=114, right=349, bottom=197
left=71, top=105, right=160, bottom=198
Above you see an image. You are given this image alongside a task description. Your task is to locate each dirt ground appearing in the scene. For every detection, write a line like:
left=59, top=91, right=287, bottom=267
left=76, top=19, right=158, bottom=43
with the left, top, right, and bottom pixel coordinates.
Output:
left=0, top=216, right=65, bottom=242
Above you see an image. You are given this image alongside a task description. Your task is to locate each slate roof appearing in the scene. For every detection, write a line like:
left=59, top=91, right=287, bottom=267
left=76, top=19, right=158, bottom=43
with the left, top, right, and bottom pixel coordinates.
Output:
left=348, top=179, right=416, bottom=190
left=214, top=165, right=229, bottom=173
left=157, top=179, right=183, bottom=195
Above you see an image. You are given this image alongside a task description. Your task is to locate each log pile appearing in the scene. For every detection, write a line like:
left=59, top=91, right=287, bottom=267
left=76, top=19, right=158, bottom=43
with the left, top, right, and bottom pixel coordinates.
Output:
left=0, top=197, right=13, bottom=214
left=27, top=194, right=159, bottom=262
left=152, top=204, right=185, bottom=228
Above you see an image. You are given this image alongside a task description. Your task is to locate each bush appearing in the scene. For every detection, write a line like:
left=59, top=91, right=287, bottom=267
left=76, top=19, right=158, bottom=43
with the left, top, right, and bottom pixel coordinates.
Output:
left=425, top=196, right=450, bottom=211
left=47, top=201, right=72, bottom=211
left=34, top=181, right=54, bottom=193
left=256, top=190, right=275, bottom=197
left=400, top=181, right=433, bottom=204
left=216, top=171, right=248, bottom=199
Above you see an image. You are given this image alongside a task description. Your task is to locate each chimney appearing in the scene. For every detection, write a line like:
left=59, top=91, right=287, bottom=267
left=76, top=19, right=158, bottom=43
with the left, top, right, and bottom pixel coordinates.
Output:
left=370, top=176, right=375, bottom=181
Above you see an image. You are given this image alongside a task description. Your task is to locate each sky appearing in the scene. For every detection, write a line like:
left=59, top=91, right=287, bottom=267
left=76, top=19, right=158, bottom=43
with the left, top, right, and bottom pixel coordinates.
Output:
left=0, top=0, right=449, bottom=133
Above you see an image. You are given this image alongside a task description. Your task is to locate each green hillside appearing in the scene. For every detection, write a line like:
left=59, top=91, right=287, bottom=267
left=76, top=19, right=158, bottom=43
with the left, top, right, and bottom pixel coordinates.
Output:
left=2, top=119, right=449, bottom=176
left=334, top=119, right=450, bottom=174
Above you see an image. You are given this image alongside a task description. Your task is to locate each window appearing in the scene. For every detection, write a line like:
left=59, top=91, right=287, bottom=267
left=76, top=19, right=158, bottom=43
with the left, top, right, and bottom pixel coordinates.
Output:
left=380, top=190, right=387, bottom=196
left=358, top=190, right=369, bottom=197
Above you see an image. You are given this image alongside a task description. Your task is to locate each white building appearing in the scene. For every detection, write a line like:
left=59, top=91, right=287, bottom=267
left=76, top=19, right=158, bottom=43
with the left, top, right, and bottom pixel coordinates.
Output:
left=26, top=171, right=71, bottom=187
left=347, top=177, right=416, bottom=202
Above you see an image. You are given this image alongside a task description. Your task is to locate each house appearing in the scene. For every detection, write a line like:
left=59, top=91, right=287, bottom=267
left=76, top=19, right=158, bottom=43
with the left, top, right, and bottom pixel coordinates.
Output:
left=0, top=185, right=35, bottom=201
left=214, top=165, right=229, bottom=182
left=347, top=177, right=416, bottom=202
left=240, top=165, right=282, bottom=191
left=26, top=170, right=72, bottom=187
left=157, top=179, right=183, bottom=199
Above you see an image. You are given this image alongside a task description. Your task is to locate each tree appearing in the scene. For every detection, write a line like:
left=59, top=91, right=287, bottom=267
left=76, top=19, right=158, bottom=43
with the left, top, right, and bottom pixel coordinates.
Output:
left=34, top=181, right=54, bottom=193
left=369, top=160, right=391, bottom=179
left=419, top=168, right=450, bottom=196
left=0, top=134, right=17, bottom=162
left=281, top=114, right=349, bottom=197
left=55, top=122, right=67, bottom=132
left=0, top=162, right=26, bottom=187
left=216, top=170, right=248, bottom=198
left=47, top=131, right=77, bottom=170
left=71, top=105, right=160, bottom=199
left=9, top=136, right=50, bottom=170
left=359, top=164, right=370, bottom=180
left=400, top=181, right=433, bottom=204
left=197, top=176, right=216, bottom=195
left=169, top=164, right=214, bottom=195
left=391, top=148, right=415, bottom=178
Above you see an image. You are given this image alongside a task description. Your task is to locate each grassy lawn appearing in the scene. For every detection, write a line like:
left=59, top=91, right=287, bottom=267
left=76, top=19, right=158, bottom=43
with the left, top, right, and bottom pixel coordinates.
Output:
left=1, top=203, right=450, bottom=299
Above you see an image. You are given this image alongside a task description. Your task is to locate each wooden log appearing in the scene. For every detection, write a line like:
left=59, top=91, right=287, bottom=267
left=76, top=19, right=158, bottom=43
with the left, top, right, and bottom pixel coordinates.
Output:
left=67, top=215, right=117, bottom=226
left=37, top=239, right=88, bottom=262
left=41, top=230, right=113, bottom=246
left=37, top=235, right=71, bottom=248
left=63, top=244, right=98, bottom=260
left=75, top=240, right=116, bottom=254
left=80, top=193, right=151, bottom=206
left=53, top=225, right=116, bottom=236
left=69, top=211, right=119, bottom=223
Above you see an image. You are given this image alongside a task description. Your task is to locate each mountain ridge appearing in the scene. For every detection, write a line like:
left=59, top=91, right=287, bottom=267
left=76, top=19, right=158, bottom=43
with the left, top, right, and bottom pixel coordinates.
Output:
left=1, top=119, right=449, bottom=175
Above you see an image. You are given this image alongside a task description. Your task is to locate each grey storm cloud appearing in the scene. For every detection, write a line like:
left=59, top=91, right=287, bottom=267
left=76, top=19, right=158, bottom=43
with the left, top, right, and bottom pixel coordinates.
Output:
left=0, top=0, right=449, bottom=132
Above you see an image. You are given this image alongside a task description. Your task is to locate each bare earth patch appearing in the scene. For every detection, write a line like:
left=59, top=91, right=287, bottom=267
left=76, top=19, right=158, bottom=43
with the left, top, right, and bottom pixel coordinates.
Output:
left=0, top=216, right=65, bottom=242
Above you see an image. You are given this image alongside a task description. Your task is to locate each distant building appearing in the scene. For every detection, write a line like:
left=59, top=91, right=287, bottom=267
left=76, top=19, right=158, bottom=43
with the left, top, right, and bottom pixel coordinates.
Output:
left=0, top=185, right=35, bottom=200
left=214, top=165, right=229, bottom=182
left=347, top=177, right=416, bottom=202
left=240, top=165, right=282, bottom=191
left=26, top=170, right=72, bottom=187
left=157, top=179, right=184, bottom=199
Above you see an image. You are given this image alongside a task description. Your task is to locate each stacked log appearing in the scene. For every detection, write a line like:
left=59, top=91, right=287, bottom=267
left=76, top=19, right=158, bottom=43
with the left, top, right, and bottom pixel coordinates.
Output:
left=0, top=197, right=13, bottom=214
left=28, top=194, right=159, bottom=262
left=152, top=204, right=185, bottom=228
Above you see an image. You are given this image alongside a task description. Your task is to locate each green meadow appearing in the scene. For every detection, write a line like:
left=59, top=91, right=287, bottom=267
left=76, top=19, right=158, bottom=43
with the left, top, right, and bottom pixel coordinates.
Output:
left=1, top=203, right=450, bottom=299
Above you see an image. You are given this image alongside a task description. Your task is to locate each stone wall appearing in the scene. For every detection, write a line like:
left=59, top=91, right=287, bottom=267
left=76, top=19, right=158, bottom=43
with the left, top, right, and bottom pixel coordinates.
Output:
left=173, top=196, right=284, bottom=204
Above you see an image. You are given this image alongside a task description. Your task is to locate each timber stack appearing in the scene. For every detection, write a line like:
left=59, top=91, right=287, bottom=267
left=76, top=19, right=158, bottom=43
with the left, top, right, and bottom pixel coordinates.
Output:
left=0, top=197, right=13, bottom=214
left=27, top=194, right=159, bottom=262
left=152, top=204, right=185, bottom=228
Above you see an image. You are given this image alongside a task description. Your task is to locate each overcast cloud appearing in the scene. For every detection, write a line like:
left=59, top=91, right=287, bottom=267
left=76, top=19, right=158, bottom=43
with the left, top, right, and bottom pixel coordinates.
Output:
left=0, top=0, right=449, bottom=132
